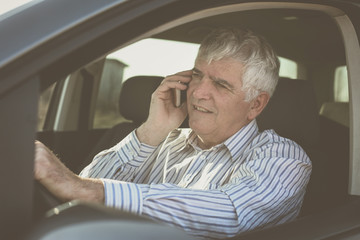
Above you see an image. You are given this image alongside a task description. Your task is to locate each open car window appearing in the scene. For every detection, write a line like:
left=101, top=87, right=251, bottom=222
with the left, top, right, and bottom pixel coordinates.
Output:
left=38, top=38, right=303, bottom=131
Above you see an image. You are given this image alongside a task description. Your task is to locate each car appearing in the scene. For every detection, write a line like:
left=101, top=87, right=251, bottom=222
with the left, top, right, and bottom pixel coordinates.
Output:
left=0, top=0, right=360, bottom=239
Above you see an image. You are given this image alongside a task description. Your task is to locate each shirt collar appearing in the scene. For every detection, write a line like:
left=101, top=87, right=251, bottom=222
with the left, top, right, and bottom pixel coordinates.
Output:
left=224, top=119, right=259, bottom=161
left=186, top=130, right=199, bottom=150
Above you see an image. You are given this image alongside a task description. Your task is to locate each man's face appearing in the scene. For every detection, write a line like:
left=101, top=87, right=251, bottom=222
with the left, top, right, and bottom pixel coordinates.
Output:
left=187, top=58, right=254, bottom=148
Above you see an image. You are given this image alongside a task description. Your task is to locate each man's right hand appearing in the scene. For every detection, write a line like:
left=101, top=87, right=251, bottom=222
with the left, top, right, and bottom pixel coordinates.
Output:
left=136, top=70, right=192, bottom=146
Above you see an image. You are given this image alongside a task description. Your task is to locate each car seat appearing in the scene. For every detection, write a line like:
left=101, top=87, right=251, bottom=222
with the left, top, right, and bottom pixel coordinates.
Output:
left=257, top=77, right=324, bottom=216
left=257, top=77, right=319, bottom=149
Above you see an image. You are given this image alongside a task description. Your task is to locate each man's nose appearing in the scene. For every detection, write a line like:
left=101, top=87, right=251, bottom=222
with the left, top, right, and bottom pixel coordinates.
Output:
left=192, top=78, right=212, bottom=100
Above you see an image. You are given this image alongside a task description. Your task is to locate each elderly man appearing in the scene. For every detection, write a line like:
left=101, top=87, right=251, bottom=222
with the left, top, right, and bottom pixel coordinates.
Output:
left=35, top=28, right=312, bottom=239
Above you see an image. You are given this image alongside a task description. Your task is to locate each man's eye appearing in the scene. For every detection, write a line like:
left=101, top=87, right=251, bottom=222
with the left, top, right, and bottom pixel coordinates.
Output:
left=215, top=81, right=226, bottom=89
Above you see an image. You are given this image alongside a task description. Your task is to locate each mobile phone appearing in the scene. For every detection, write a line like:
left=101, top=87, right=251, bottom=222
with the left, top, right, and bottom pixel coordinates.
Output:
left=174, top=88, right=187, bottom=107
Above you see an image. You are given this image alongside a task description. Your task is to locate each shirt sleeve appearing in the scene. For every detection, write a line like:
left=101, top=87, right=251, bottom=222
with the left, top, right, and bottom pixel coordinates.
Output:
left=79, top=130, right=157, bottom=181
left=101, top=179, right=150, bottom=215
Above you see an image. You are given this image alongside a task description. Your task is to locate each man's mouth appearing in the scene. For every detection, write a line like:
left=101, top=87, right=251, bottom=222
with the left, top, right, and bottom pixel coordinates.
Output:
left=193, top=105, right=212, bottom=113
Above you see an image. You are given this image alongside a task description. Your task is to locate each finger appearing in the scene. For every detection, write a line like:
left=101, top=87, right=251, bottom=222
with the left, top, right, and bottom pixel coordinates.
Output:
left=35, top=141, right=52, bottom=157
left=164, top=70, right=192, bottom=83
left=160, top=78, right=189, bottom=91
left=166, top=69, right=193, bottom=77
left=174, top=69, right=193, bottom=77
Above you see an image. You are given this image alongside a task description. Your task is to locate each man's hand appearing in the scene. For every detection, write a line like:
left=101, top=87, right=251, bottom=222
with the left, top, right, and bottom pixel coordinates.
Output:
left=137, top=70, right=192, bottom=146
left=34, top=141, right=104, bottom=203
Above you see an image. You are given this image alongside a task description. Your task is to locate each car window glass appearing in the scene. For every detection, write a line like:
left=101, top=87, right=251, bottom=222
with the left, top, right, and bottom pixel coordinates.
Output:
left=278, top=57, right=298, bottom=79
left=334, top=65, right=349, bottom=102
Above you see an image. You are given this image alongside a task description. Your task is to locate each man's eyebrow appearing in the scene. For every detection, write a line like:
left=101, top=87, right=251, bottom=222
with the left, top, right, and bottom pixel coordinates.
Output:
left=192, top=67, right=235, bottom=90
left=211, top=76, right=235, bottom=90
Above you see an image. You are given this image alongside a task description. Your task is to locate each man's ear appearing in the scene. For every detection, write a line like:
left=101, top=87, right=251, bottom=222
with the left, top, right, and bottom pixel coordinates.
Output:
left=247, top=92, right=270, bottom=121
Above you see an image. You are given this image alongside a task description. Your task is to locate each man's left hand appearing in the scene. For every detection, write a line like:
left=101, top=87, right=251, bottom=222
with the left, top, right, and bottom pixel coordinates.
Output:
left=34, top=141, right=104, bottom=203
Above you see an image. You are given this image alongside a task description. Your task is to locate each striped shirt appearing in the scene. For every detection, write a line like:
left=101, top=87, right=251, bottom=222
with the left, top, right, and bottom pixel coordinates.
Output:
left=80, top=120, right=312, bottom=239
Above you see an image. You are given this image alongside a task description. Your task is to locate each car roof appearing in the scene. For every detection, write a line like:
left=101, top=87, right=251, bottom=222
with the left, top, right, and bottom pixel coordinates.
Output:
left=155, top=8, right=345, bottom=66
left=0, top=0, right=126, bottom=69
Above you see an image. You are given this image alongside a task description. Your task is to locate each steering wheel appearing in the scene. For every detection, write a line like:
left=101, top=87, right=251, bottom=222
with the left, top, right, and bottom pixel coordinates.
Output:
left=33, top=181, right=62, bottom=221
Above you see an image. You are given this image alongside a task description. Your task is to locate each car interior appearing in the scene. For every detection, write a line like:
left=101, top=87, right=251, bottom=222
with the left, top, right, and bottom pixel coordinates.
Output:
left=31, top=3, right=355, bottom=239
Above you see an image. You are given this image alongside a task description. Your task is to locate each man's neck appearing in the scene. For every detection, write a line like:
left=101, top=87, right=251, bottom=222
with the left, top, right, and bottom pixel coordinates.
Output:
left=194, top=120, right=253, bottom=150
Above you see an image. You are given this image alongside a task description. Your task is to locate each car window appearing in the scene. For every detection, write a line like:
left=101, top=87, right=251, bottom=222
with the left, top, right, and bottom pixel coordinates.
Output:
left=39, top=38, right=303, bottom=131
left=95, top=38, right=300, bottom=129
left=107, top=38, right=199, bottom=81
left=318, top=65, right=350, bottom=127
left=108, top=38, right=299, bottom=81
left=334, top=65, right=349, bottom=102
left=278, top=57, right=298, bottom=79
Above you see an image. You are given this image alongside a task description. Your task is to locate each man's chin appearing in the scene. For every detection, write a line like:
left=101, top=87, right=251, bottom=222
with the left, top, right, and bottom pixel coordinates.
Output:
left=189, top=121, right=212, bottom=135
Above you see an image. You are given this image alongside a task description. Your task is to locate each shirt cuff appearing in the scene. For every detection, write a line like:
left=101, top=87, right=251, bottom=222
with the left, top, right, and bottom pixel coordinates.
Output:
left=102, top=178, right=150, bottom=215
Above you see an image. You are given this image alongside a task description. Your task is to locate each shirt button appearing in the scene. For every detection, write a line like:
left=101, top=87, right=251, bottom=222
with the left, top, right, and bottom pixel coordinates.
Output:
left=130, top=150, right=135, bottom=157
left=200, top=155, right=206, bottom=160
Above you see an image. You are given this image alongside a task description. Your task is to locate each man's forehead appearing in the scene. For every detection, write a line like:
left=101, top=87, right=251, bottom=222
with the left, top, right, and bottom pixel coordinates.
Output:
left=193, top=60, right=244, bottom=85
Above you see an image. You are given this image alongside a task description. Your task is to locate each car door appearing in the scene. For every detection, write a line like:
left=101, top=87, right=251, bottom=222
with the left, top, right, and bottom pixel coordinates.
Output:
left=0, top=1, right=181, bottom=238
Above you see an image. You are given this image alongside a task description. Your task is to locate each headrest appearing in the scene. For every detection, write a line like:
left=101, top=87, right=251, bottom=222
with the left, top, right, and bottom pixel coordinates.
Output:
left=257, top=77, right=319, bottom=147
left=119, top=76, right=163, bottom=124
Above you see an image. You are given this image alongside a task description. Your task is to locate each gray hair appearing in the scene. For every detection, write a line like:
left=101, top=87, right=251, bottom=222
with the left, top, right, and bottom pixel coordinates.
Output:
left=196, top=28, right=280, bottom=101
